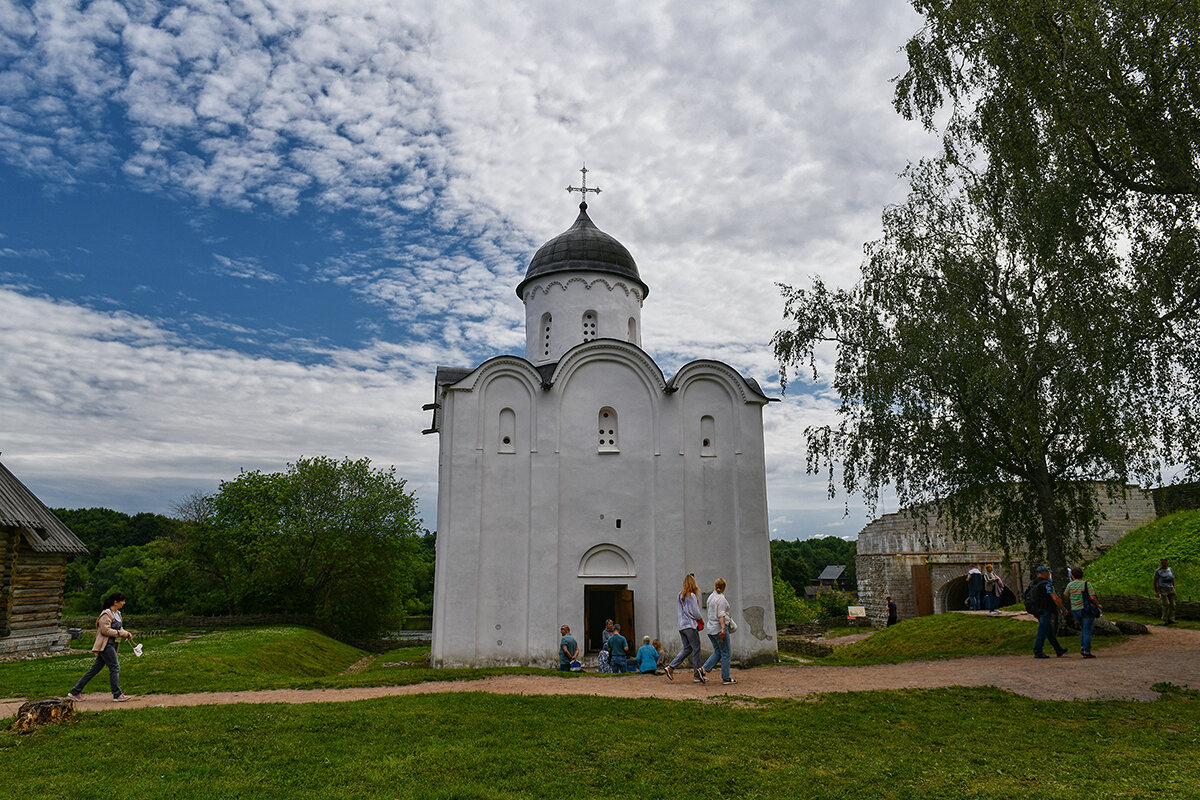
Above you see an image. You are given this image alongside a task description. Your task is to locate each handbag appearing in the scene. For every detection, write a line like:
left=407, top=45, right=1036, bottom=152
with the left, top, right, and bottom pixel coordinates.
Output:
left=1082, top=582, right=1102, bottom=618
left=725, top=613, right=738, bottom=633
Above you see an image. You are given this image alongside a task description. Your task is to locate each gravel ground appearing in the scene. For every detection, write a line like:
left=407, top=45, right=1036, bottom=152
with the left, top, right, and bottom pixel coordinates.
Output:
left=6, top=623, right=1195, bottom=717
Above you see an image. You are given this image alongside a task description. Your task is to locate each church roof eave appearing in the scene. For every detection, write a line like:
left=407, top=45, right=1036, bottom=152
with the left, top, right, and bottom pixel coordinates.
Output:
left=665, top=359, right=776, bottom=405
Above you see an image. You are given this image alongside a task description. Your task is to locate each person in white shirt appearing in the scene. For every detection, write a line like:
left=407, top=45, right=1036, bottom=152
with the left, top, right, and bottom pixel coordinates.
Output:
left=700, top=577, right=736, bottom=685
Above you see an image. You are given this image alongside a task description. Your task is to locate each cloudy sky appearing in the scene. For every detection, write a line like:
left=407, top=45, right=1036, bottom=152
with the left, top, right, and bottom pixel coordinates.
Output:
left=0, top=0, right=939, bottom=540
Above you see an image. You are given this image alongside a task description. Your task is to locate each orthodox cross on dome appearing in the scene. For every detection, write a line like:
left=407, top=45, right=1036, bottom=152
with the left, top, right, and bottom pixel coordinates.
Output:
left=566, top=164, right=601, bottom=204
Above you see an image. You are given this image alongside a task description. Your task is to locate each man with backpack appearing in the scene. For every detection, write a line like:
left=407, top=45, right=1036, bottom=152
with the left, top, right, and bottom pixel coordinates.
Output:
left=1025, top=565, right=1067, bottom=658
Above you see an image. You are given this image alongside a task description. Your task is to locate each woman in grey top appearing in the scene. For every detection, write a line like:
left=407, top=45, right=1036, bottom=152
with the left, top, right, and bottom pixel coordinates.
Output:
left=664, top=574, right=706, bottom=684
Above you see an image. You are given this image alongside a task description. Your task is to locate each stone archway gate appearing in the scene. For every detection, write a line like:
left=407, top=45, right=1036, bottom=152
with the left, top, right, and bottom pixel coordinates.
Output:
left=855, top=486, right=1158, bottom=627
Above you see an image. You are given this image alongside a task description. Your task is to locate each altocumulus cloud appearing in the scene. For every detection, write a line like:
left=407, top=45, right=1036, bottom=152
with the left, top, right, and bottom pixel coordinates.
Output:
left=0, top=1, right=931, bottom=537
left=0, top=288, right=439, bottom=516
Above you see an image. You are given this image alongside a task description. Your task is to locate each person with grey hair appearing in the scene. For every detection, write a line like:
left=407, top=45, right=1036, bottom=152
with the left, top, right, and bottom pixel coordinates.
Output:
left=636, top=635, right=658, bottom=673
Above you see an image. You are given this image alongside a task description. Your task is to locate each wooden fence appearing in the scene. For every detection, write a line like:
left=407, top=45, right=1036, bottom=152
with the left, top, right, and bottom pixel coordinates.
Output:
left=1097, top=594, right=1200, bottom=621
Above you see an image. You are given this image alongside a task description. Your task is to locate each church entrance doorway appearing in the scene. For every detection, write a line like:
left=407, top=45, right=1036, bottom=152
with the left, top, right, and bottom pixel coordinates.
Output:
left=584, top=585, right=635, bottom=653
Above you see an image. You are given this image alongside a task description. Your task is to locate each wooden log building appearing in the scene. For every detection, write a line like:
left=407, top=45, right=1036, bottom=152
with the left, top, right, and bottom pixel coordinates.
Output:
left=0, top=460, right=88, bottom=658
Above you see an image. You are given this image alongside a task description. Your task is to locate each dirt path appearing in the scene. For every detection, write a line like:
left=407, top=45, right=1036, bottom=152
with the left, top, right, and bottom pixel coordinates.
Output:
left=5, top=625, right=1196, bottom=717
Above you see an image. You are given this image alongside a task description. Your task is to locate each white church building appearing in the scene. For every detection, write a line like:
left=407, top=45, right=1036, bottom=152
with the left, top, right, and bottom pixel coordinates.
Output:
left=426, top=186, right=778, bottom=668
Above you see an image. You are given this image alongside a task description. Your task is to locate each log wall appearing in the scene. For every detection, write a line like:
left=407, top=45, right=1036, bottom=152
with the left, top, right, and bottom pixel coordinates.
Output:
left=0, top=530, right=15, bottom=637
left=8, top=548, right=68, bottom=636
left=0, top=529, right=70, bottom=641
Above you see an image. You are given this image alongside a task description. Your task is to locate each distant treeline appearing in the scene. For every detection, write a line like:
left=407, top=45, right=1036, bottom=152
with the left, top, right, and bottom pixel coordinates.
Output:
left=55, top=456, right=435, bottom=639
left=770, top=536, right=857, bottom=596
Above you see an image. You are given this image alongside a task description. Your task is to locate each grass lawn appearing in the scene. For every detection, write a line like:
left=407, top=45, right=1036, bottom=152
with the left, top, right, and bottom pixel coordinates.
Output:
left=3, top=623, right=1196, bottom=797
left=0, top=627, right=553, bottom=700
left=2, top=687, right=1197, bottom=799
left=1, top=614, right=1137, bottom=701
left=819, top=612, right=1122, bottom=665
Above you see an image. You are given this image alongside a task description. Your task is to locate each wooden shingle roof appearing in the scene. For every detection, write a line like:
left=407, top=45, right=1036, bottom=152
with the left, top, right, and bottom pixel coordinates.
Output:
left=0, top=460, right=88, bottom=554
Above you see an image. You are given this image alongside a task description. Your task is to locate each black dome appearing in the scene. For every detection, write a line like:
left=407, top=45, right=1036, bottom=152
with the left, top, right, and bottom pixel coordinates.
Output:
left=516, top=202, right=648, bottom=298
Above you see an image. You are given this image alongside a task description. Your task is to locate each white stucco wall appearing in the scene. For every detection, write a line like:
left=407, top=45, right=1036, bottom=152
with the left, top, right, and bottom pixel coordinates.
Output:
left=430, top=340, right=778, bottom=668
left=521, top=273, right=644, bottom=363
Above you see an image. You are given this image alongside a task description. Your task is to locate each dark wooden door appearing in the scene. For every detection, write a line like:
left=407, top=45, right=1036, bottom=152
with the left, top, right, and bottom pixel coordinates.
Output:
left=912, top=564, right=934, bottom=617
left=616, top=589, right=635, bottom=644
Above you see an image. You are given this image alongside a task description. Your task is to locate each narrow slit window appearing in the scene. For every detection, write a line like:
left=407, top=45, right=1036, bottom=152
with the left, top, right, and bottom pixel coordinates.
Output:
left=499, top=408, right=516, bottom=453
left=627, top=317, right=637, bottom=344
left=701, top=415, right=716, bottom=457
left=582, top=311, right=598, bottom=342
left=540, top=312, right=553, bottom=358
left=598, top=406, right=619, bottom=453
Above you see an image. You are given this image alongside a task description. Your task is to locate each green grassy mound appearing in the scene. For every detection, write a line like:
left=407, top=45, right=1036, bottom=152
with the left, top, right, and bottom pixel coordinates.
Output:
left=820, top=612, right=1119, bottom=665
left=0, top=627, right=554, bottom=700
left=1085, top=509, right=1200, bottom=598
left=0, top=626, right=363, bottom=698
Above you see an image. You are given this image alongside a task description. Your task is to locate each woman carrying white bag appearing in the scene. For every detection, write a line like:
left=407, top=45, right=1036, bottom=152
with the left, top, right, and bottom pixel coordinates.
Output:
left=701, top=577, right=737, bottom=685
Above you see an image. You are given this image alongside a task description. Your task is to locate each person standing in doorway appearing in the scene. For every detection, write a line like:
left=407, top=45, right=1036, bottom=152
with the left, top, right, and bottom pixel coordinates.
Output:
left=886, top=596, right=898, bottom=626
left=664, top=573, right=706, bottom=684
left=601, top=619, right=615, bottom=647
left=701, top=577, right=736, bottom=685
left=967, top=565, right=984, bottom=610
left=1154, top=558, right=1177, bottom=625
left=67, top=591, right=134, bottom=702
left=1030, top=566, right=1067, bottom=659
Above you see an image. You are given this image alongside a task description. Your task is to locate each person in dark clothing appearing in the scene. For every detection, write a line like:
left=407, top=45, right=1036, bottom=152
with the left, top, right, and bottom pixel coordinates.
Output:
left=966, top=565, right=984, bottom=610
left=886, top=596, right=898, bottom=627
left=1030, top=566, right=1067, bottom=658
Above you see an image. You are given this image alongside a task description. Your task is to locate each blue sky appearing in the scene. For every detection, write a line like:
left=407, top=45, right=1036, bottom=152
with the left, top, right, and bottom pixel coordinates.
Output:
left=0, top=0, right=938, bottom=539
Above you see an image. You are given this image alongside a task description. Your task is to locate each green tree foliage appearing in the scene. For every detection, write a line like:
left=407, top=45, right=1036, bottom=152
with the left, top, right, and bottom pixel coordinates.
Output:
left=87, top=539, right=202, bottom=614
left=775, top=2, right=1200, bottom=588
left=53, top=458, right=430, bottom=633
left=775, top=156, right=1166, bottom=587
left=54, top=507, right=184, bottom=611
left=200, top=456, right=422, bottom=638
left=772, top=575, right=810, bottom=624
left=770, top=536, right=856, bottom=594
left=53, top=507, right=181, bottom=561
left=896, top=0, right=1200, bottom=469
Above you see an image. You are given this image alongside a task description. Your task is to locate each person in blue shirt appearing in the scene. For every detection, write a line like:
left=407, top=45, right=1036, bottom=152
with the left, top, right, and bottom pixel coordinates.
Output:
left=636, top=636, right=658, bottom=673
left=607, top=623, right=629, bottom=673
left=558, top=625, right=579, bottom=671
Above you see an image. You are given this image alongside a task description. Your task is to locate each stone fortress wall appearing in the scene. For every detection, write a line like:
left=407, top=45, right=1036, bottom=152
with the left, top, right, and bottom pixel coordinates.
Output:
left=856, top=486, right=1159, bottom=627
